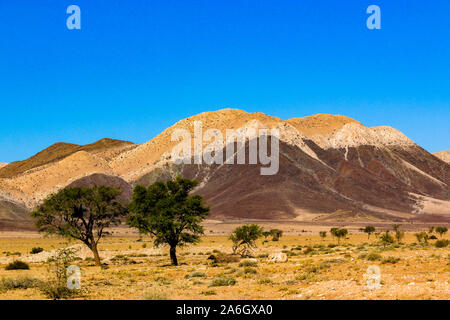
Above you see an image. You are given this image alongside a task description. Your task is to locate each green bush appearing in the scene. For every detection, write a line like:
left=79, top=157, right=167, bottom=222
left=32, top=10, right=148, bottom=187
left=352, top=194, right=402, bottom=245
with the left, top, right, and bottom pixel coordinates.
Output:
left=5, top=260, right=30, bottom=270
left=30, top=247, right=44, bottom=254
left=209, top=276, right=236, bottom=287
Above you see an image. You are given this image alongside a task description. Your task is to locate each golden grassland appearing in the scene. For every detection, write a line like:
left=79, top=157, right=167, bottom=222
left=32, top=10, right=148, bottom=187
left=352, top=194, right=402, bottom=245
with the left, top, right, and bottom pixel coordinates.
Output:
left=0, top=233, right=448, bottom=300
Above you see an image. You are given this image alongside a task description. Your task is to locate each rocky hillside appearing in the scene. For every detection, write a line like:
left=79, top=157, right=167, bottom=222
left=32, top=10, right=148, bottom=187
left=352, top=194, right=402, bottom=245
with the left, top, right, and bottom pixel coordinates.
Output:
left=0, top=109, right=449, bottom=227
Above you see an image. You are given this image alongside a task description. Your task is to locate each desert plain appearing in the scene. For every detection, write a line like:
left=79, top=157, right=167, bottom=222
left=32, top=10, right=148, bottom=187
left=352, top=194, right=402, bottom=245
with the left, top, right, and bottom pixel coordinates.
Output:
left=0, top=221, right=448, bottom=300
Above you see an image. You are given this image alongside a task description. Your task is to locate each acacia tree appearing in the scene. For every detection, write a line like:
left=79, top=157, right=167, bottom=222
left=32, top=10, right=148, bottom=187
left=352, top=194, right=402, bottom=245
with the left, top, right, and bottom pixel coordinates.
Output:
left=330, top=228, right=348, bottom=245
left=319, top=231, right=327, bottom=239
left=230, top=224, right=263, bottom=257
left=392, top=224, right=404, bottom=243
left=435, top=226, right=448, bottom=238
left=127, top=177, right=210, bottom=266
left=31, top=186, right=127, bottom=266
left=363, top=226, right=376, bottom=239
left=380, top=231, right=395, bottom=248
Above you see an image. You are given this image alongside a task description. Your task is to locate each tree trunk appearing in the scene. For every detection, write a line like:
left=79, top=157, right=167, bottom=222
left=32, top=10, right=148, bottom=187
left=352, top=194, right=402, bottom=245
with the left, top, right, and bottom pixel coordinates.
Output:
left=90, top=242, right=102, bottom=266
left=170, top=245, right=178, bottom=266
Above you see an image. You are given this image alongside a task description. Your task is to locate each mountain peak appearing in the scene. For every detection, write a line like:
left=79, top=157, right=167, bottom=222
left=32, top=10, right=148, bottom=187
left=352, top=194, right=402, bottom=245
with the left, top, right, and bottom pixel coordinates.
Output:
left=287, top=114, right=361, bottom=136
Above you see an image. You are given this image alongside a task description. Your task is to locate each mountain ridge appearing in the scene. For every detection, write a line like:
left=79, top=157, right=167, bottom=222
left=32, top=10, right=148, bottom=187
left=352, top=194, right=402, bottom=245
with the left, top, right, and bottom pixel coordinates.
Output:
left=0, top=108, right=448, bottom=225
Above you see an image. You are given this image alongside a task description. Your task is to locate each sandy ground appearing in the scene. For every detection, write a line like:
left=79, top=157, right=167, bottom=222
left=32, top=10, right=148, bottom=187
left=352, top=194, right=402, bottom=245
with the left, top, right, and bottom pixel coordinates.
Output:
left=0, top=230, right=448, bottom=300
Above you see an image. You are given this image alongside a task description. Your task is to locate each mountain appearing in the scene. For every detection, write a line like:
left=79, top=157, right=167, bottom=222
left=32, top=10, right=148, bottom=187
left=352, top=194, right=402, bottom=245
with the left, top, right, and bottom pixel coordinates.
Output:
left=434, top=151, right=450, bottom=164
left=0, top=138, right=135, bottom=179
left=0, top=109, right=449, bottom=226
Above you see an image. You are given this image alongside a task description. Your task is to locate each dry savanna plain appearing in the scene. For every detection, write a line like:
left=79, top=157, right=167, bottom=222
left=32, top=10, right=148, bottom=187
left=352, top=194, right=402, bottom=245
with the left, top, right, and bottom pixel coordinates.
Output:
left=0, top=222, right=448, bottom=300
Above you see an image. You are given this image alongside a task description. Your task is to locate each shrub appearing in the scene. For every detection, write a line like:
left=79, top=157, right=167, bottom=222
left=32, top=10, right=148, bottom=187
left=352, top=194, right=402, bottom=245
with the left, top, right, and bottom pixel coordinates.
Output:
left=201, top=290, right=217, bottom=296
left=435, top=240, right=449, bottom=248
left=209, top=276, right=236, bottom=287
left=30, top=247, right=44, bottom=254
left=185, top=271, right=206, bottom=279
left=381, top=256, right=401, bottom=264
left=258, top=278, right=273, bottom=284
left=239, top=260, right=257, bottom=267
left=5, top=260, right=30, bottom=270
left=243, top=267, right=257, bottom=274
left=40, top=248, right=78, bottom=300
left=39, top=282, right=73, bottom=300
left=366, top=253, right=382, bottom=261
left=257, top=253, right=269, bottom=258
left=142, top=290, right=170, bottom=300
left=0, top=277, right=42, bottom=292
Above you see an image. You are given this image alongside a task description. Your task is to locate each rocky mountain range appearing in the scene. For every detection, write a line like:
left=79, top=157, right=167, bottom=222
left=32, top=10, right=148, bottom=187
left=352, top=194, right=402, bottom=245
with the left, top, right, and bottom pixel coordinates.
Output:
left=0, top=109, right=449, bottom=229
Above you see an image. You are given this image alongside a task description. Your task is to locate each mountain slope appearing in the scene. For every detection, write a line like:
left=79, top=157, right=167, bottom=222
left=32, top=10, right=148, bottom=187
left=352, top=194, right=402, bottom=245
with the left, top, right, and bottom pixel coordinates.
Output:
left=0, top=109, right=448, bottom=224
left=434, top=151, right=450, bottom=164
left=0, top=138, right=136, bottom=179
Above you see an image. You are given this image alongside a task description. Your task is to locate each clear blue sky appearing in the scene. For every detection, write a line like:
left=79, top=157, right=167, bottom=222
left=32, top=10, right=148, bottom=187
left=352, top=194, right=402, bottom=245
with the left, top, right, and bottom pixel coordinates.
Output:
left=0, top=0, right=449, bottom=163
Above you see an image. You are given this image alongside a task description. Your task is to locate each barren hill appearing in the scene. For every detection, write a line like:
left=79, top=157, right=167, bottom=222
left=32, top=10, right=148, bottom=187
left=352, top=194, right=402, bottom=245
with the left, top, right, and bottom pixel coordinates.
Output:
left=0, top=138, right=136, bottom=179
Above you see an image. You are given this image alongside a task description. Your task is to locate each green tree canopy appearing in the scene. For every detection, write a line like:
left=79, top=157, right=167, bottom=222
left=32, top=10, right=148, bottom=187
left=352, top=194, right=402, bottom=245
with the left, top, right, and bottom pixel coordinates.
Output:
left=31, top=186, right=127, bottom=266
left=363, top=226, right=376, bottom=239
left=330, top=228, right=348, bottom=245
left=435, top=226, right=448, bottom=238
left=230, top=224, right=264, bottom=257
left=127, top=177, right=210, bottom=266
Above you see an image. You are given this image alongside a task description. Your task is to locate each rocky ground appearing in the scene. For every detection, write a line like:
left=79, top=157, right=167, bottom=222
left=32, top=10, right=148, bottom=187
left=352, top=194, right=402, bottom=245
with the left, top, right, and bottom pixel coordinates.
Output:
left=0, top=232, right=448, bottom=300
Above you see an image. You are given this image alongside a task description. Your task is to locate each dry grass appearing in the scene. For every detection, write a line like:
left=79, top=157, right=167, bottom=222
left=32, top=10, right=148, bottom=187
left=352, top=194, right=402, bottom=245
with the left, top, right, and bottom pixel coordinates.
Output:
left=0, top=233, right=448, bottom=300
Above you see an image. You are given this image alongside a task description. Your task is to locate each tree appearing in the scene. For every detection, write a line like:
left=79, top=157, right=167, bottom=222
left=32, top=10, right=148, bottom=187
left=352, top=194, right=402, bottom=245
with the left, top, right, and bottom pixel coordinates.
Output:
left=319, top=231, right=327, bottom=239
left=392, top=224, right=404, bottom=243
left=229, top=224, right=263, bottom=257
left=435, top=226, right=448, bottom=238
left=428, top=226, right=435, bottom=234
left=127, top=177, right=210, bottom=266
left=415, top=232, right=429, bottom=244
left=331, top=228, right=348, bottom=245
left=330, top=227, right=339, bottom=239
left=31, top=186, right=126, bottom=266
left=269, top=229, right=283, bottom=241
left=380, top=231, right=394, bottom=248
left=363, top=226, right=376, bottom=239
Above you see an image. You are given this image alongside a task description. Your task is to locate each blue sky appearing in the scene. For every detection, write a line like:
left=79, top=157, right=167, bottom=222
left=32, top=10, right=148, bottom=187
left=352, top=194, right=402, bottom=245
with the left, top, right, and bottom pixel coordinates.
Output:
left=0, top=0, right=449, bottom=163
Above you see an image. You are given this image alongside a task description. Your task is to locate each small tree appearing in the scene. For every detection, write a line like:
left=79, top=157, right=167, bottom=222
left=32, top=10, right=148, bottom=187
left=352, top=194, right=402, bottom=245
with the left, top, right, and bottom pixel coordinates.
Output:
left=127, top=177, right=210, bottom=266
left=229, top=224, right=263, bottom=257
left=330, top=227, right=338, bottom=240
left=331, top=228, right=348, bottom=245
left=31, top=186, right=127, bottom=266
left=270, top=229, right=283, bottom=241
left=428, top=226, right=435, bottom=234
left=319, top=231, right=327, bottom=239
left=415, top=232, right=429, bottom=244
left=435, top=226, right=448, bottom=238
left=363, top=226, right=376, bottom=239
left=380, top=231, right=394, bottom=248
left=392, top=224, right=404, bottom=244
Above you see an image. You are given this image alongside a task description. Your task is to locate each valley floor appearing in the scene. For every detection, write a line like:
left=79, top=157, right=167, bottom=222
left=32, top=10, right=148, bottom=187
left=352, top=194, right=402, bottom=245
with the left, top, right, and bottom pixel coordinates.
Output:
left=0, top=232, right=448, bottom=300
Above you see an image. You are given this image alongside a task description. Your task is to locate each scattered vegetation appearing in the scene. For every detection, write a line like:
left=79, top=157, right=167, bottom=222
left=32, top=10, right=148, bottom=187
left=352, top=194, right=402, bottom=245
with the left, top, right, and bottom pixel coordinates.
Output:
left=5, top=260, right=30, bottom=270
